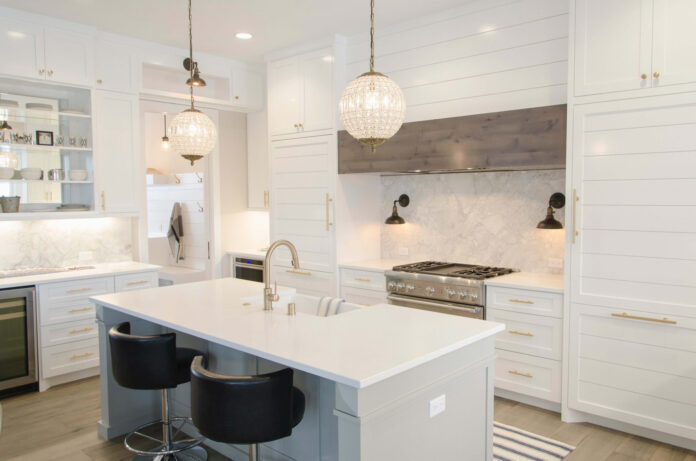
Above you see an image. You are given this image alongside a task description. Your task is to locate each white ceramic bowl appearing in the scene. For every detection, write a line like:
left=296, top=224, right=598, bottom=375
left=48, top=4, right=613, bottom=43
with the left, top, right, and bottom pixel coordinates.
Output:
left=0, top=167, right=15, bottom=179
left=68, top=169, right=88, bottom=181
left=20, top=168, right=43, bottom=180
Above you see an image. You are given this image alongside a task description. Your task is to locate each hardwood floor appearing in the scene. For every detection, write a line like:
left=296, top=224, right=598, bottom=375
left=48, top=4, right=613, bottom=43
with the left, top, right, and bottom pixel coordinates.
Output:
left=0, top=377, right=694, bottom=460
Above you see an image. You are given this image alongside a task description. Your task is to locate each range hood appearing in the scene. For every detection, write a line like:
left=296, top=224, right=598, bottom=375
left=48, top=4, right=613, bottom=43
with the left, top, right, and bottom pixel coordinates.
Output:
left=338, top=104, right=566, bottom=174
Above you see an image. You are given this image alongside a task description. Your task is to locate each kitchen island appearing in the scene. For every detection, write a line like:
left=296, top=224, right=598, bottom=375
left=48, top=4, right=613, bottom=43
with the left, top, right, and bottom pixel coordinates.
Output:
left=92, top=277, right=504, bottom=461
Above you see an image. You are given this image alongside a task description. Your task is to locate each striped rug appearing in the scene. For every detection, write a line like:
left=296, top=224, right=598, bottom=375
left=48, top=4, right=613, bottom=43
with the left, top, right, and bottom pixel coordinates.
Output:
left=493, top=422, right=575, bottom=460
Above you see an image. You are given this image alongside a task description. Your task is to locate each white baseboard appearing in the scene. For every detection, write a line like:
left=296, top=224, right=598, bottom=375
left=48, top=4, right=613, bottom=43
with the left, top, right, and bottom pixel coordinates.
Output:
left=39, top=367, right=99, bottom=392
left=495, top=388, right=561, bottom=413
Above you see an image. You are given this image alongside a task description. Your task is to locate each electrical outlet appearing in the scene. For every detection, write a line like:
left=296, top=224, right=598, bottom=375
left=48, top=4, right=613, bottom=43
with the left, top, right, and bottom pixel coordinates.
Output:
left=429, top=394, right=446, bottom=418
left=548, top=257, right=563, bottom=269
left=79, top=251, right=93, bottom=261
left=398, top=247, right=409, bottom=256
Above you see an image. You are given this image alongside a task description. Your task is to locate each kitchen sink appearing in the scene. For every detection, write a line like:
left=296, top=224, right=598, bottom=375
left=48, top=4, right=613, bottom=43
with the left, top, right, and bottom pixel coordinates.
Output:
left=241, top=293, right=361, bottom=317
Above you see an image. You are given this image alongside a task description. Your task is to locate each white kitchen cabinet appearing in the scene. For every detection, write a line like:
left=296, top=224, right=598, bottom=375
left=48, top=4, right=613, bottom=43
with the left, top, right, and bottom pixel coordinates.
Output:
left=232, top=66, right=264, bottom=110
left=267, top=48, right=334, bottom=137
left=247, top=111, right=269, bottom=209
left=43, top=28, right=93, bottom=86
left=339, top=267, right=388, bottom=306
left=95, top=39, right=136, bottom=93
left=574, top=0, right=696, bottom=97
left=0, top=18, right=44, bottom=80
left=94, top=90, right=140, bottom=214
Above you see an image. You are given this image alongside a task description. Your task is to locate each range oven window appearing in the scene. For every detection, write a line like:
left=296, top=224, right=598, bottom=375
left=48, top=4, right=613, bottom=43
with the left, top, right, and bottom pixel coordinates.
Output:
left=234, top=258, right=264, bottom=283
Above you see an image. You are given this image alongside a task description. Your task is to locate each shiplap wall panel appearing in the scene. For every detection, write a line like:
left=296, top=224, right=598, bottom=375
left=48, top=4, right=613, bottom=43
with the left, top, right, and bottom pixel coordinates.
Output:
left=344, top=0, right=568, bottom=122
left=584, top=152, right=696, bottom=180
left=582, top=230, right=696, bottom=260
left=583, top=206, right=696, bottom=233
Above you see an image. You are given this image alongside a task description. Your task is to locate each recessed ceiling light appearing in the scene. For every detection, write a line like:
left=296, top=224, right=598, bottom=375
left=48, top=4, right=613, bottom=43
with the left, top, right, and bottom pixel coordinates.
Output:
left=235, top=32, right=253, bottom=40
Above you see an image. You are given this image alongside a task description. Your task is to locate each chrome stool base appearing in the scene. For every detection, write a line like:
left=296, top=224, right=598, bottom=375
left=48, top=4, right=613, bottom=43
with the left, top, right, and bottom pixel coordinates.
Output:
left=131, top=445, right=207, bottom=461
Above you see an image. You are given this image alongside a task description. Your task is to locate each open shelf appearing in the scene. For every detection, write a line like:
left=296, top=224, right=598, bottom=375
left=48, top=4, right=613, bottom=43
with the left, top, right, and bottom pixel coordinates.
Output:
left=0, top=144, right=92, bottom=152
left=0, top=179, right=92, bottom=184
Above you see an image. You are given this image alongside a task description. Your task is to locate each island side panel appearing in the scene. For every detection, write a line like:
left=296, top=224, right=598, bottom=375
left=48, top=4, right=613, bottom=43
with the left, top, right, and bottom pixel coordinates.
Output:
left=334, top=336, right=496, bottom=461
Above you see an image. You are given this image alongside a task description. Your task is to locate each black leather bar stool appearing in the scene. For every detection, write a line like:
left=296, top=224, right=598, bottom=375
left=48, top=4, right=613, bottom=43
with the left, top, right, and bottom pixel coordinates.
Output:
left=189, top=356, right=306, bottom=461
left=108, top=322, right=207, bottom=461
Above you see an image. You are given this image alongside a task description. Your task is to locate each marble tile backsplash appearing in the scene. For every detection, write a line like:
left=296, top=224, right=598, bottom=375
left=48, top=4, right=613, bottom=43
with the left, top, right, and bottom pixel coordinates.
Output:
left=0, top=217, right=133, bottom=270
left=381, top=171, right=566, bottom=274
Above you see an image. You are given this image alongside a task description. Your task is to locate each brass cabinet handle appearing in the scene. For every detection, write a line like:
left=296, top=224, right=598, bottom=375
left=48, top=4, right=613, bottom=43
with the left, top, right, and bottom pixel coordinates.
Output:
left=70, top=352, right=94, bottom=361
left=611, top=312, right=676, bottom=325
left=509, top=330, right=534, bottom=337
left=96, top=79, right=103, bottom=84
left=67, top=287, right=92, bottom=294
left=47, top=69, right=54, bottom=76
left=69, top=306, right=93, bottom=313
left=127, top=280, right=149, bottom=286
left=101, top=191, right=106, bottom=211
left=39, top=68, right=45, bottom=75
left=263, top=190, right=269, bottom=208
left=354, top=277, right=371, bottom=283
left=508, top=370, right=533, bottom=378
left=326, top=193, right=333, bottom=231
left=641, top=73, right=647, bottom=80
left=572, top=188, right=579, bottom=244
left=509, top=299, right=534, bottom=304
left=69, top=327, right=94, bottom=335
left=653, top=71, right=660, bottom=78
left=286, top=269, right=312, bottom=276
left=293, top=124, right=298, bottom=128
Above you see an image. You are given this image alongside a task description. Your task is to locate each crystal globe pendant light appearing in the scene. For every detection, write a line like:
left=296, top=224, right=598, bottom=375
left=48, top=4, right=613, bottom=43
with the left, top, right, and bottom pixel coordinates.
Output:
left=339, top=0, right=406, bottom=153
left=169, top=0, right=217, bottom=166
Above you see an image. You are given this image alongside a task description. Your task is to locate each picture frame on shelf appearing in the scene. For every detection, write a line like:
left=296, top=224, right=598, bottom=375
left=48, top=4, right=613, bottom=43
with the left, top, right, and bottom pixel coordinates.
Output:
left=36, top=131, right=54, bottom=146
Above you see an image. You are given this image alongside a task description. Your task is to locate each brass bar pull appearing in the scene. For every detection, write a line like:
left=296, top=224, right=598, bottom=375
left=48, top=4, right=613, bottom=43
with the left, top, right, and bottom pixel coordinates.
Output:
left=67, top=287, right=92, bottom=294
left=508, top=370, right=533, bottom=378
left=101, top=191, right=105, bottom=211
left=127, top=280, right=149, bottom=286
left=326, top=193, right=333, bottom=231
left=264, top=190, right=269, bottom=208
left=509, top=330, right=534, bottom=337
left=573, top=189, right=579, bottom=244
left=286, top=269, right=312, bottom=276
left=69, top=306, right=93, bottom=313
left=69, top=327, right=94, bottom=335
left=355, top=278, right=371, bottom=283
left=611, top=312, right=676, bottom=325
left=509, top=299, right=534, bottom=305
left=70, top=352, right=94, bottom=361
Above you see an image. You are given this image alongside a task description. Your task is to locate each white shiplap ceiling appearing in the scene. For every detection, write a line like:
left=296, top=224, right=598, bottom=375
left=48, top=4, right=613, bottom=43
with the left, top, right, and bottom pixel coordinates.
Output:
left=0, top=0, right=469, bottom=63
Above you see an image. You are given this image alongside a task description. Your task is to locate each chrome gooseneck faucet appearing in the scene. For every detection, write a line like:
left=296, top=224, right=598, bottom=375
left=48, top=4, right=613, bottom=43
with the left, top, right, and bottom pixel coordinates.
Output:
left=263, top=240, right=300, bottom=310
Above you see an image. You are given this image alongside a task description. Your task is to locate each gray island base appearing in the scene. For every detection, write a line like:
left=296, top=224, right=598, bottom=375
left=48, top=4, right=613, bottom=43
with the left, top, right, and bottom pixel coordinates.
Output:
left=92, top=278, right=503, bottom=460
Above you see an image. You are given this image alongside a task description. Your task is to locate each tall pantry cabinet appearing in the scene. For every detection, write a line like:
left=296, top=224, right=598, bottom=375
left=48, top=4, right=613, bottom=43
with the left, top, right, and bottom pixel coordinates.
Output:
left=266, top=46, right=340, bottom=296
left=565, top=0, right=696, bottom=447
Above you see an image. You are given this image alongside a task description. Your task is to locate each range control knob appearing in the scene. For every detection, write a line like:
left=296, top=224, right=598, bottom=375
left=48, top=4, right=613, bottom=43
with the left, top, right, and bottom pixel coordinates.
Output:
left=446, top=288, right=457, bottom=298
left=396, top=282, right=406, bottom=292
left=406, top=283, right=416, bottom=292
left=387, top=280, right=397, bottom=291
left=470, top=293, right=479, bottom=301
left=425, top=286, right=435, bottom=296
left=458, top=291, right=468, bottom=300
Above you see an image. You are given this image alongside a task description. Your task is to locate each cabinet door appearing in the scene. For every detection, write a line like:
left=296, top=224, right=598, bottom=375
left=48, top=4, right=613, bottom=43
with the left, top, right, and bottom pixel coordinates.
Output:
left=574, top=0, right=652, bottom=96
left=300, top=49, right=334, bottom=133
left=44, top=28, right=93, bottom=86
left=94, top=91, right=140, bottom=213
left=0, top=19, right=44, bottom=80
left=247, top=111, right=269, bottom=209
left=95, top=40, right=135, bottom=93
left=268, top=57, right=301, bottom=136
left=270, top=136, right=336, bottom=274
left=651, top=0, right=696, bottom=88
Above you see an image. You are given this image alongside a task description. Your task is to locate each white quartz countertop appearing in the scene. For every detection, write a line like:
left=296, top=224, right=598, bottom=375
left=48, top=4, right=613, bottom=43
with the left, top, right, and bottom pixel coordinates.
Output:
left=0, top=262, right=161, bottom=290
left=227, top=248, right=267, bottom=260
left=485, top=272, right=564, bottom=293
left=91, top=278, right=504, bottom=389
left=339, top=259, right=415, bottom=273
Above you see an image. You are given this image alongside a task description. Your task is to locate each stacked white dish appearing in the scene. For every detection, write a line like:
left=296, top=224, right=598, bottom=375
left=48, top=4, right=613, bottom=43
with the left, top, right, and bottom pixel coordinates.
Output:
left=0, top=167, right=15, bottom=179
left=68, top=169, right=88, bottom=181
left=20, top=168, right=43, bottom=180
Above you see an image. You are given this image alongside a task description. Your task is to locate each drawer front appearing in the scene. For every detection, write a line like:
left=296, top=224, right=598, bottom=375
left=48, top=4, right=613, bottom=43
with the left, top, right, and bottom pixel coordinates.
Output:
left=40, top=318, right=98, bottom=348
left=340, top=268, right=386, bottom=292
left=495, top=350, right=561, bottom=403
left=115, top=271, right=158, bottom=292
left=340, top=285, right=387, bottom=306
left=40, top=299, right=97, bottom=326
left=487, top=309, right=562, bottom=360
left=271, top=266, right=334, bottom=297
left=39, top=276, right=114, bottom=306
left=41, top=337, right=99, bottom=379
left=486, top=286, right=563, bottom=318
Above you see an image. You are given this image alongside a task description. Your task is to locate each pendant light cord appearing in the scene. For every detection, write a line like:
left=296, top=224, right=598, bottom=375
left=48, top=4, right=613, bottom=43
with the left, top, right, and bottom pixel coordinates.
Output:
left=369, top=0, right=375, bottom=72
left=188, top=0, right=195, bottom=109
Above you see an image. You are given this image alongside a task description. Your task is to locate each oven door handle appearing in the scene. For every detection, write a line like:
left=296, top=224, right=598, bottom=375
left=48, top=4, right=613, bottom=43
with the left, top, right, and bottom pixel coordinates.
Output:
left=387, top=294, right=482, bottom=314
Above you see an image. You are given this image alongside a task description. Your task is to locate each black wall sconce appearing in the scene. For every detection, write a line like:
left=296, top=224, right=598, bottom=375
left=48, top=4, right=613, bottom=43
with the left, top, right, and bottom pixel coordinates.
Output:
left=386, top=194, right=410, bottom=224
left=537, top=192, right=565, bottom=229
left=183, top=57, right=207, bottom=87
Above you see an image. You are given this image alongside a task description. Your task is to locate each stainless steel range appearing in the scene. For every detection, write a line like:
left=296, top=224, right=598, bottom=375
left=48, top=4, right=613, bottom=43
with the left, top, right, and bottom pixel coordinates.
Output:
left=386, top=261, right=515, bottom=319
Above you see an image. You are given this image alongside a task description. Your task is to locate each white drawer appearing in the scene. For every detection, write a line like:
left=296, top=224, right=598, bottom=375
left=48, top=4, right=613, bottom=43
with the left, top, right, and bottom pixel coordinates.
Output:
left=40, top=337, right=99, bottom=379
left=495, top=350, right=561, bottom=403
left=486, top=286, right=562, bottom=318
left=39, top=276, right=114, bottom=306
left=271, top=266, right=334, bottom=297
left=340, top=285, right=387, bottom=306
left=115, top=271, right=158, bottom=292
left=340, top=268, right=386, bottom=292
left=487, top=309, right=562, bottom=360
left=40, top=318, right=98, bottom=348
left=40, top=299, right=97, bottom=326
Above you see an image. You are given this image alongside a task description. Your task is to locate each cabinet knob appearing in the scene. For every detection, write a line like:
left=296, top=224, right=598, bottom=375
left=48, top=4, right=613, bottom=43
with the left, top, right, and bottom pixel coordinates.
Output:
left=653, top=71, right=660, bottom=78
left=96, top=79, right=103, bottom=84
left=640, top=74, right=647, bottom=80
left=47, top=69, right=54, bottom=76
left=293, top=124, right=298, bottom=128
left=39, top=68, right=45, bottom=75
left=234, top=95, right=239, bottom=100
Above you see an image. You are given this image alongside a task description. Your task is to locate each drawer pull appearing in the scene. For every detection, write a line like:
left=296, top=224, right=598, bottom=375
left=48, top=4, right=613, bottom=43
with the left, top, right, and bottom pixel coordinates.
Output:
left=70, top=352, right=94, bottom=361
left=509, top=299, right=534, bottom=305
left=354, top=277, right=371, bottom=283
left=611, top=312, right=676, bottom=325
left=67, top=287, right=92, bottom=294
left=286, top=269, right=312, bottom=276
left=127, top=280, right=149, bottom=286
left=69, top=306, right=93, bottom=313
left=509, top=330, right=534, bottom=337
left=69, top=327, right=94, bottom=335
left=508, top=370, right=533, bottom=378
